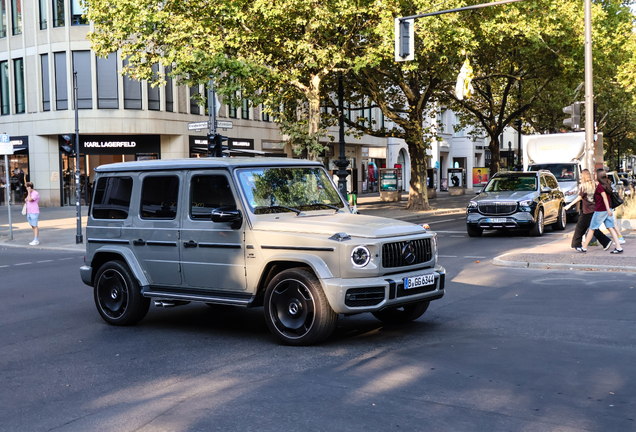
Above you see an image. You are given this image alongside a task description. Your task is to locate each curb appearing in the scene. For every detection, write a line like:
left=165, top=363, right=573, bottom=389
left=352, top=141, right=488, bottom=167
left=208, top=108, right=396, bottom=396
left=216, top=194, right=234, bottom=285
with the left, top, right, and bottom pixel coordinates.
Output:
left=0, top=240, right=84, bottom=252
left=492, top=254, right=636, bottom=273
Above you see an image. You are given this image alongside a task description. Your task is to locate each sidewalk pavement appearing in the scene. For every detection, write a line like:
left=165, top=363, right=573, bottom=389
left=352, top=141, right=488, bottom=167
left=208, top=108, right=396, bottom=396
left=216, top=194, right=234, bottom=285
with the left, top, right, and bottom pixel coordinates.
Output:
left=493, top=230, right=636, bottom=273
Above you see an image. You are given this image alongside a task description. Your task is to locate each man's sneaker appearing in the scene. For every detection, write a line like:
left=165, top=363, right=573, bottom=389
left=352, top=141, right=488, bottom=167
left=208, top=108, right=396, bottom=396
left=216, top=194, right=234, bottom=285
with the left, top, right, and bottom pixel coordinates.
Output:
left=610, top=248, right=624, bottom=254
left=29, top=240, right=39, bottom=246
left=603, top=242, right=612, bottom=251
left=619, top=236, right=626, bottom=244
left=576, top=247, right=587, bottom=253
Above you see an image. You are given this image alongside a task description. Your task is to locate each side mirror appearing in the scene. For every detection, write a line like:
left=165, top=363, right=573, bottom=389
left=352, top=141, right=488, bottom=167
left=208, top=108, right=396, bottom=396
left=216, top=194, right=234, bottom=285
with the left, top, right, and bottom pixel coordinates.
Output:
left=541, top=186, right=551, bottom=193
left=211, top=206, right=243, bottom=228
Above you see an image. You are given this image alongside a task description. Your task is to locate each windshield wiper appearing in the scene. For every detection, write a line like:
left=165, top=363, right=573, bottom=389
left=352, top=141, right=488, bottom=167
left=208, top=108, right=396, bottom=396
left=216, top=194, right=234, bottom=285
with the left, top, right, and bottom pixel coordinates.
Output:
left=255, top=205, right=302, bottom=215
left=306, top=202, right=341, bottom=213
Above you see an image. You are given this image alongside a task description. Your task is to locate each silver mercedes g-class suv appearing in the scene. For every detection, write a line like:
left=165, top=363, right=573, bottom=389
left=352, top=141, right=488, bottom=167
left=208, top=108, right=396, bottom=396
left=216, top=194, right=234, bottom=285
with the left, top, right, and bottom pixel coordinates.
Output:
left=80, top=158, right=445, bottom=345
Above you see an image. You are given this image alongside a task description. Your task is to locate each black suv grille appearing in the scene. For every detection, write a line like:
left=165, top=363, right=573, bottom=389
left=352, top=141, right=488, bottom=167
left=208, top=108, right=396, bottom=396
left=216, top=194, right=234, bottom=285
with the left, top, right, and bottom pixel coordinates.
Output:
left=382, top=239, right=432, bottom=268
left=478, top=202, right=517, bottom=215
left=344, top=287, right=385, bottom=307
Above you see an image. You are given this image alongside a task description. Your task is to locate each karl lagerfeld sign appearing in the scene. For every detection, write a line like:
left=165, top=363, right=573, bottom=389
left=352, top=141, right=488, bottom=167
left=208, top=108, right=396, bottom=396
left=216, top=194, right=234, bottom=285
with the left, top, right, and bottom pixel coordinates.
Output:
left=77, top=135, right=161, bottom=155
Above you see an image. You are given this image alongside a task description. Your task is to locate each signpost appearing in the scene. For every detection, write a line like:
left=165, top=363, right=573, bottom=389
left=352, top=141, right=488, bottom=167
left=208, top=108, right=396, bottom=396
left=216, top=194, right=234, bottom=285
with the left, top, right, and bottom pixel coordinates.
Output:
left=1, top=133, right=13, bottom=240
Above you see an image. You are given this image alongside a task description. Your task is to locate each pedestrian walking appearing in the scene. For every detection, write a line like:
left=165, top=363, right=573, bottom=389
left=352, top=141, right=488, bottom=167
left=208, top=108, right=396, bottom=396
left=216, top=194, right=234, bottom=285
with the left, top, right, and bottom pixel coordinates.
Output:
left=565, top=169, right=612, bottom=252
left=25, top=182, right=40, bottom=246
left=581, top=169, right=623, bottom=253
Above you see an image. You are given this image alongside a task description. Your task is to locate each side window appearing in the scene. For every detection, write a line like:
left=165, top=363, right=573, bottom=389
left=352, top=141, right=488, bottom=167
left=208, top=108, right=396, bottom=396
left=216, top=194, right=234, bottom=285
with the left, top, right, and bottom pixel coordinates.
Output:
left=547, top=176, right=559, bottom=189
left=92, top=176, right=133, bottom=220
left=190, top=175, right=236, bottom=220
left=539, top=175, right=547, bottom=189
left=140, top=176, right=179, bottom=219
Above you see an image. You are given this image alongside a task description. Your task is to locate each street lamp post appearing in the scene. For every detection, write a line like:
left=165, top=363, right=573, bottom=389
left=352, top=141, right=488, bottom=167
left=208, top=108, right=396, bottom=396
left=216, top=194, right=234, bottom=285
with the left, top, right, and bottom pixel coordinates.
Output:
left=334, top=73, right=350, bottom=198
left=73, top=71, right=83, bottom=244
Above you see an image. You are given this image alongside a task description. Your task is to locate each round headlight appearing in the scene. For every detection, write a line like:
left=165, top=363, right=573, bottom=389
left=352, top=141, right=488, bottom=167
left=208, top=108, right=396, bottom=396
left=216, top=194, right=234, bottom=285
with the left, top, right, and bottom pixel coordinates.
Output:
left=468, top=200, right=478, bottom=208
left=351, top=246, right=371, bottom=268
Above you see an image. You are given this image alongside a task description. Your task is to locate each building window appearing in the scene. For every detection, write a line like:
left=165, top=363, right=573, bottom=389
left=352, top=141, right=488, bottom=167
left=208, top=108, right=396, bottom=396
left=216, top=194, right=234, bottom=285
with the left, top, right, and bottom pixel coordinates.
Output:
left=38, top=0, right=46, bottom=29
left=41, top=54, right=50, bottom=111
left=228, top=91, right=237, bottom=118
left=54, top=52, right=67, bottom=110
left=92, top=176, right=133, bottom=220
left=346, top=102, right=351, bottom=121
left=0, top=0, right=6, bottom=37
left=71, top=0, right=86, bottom=25
left=72, top=51, right=92, bottom=109
left=11, top=0, right=21, bottom=35
left=189, top=86, right=199, bottom=115
left=241, top=97, right=249, bottom=119
left=140, top=176, right=179, bottom=220
left=164, top=66, right=173, bottom=112
left=262, top=104, right=269, bottom=122
left=13, top=58, right=24, bottom=113
left=96, top=53, right=118, bottom=109
left=52, top=0, right=64, bottom=27
left=123, top=59, right=142, bottom=109
left=0, top=61, right=9, bottom=115
left=147, top=63, right=160, bottom=111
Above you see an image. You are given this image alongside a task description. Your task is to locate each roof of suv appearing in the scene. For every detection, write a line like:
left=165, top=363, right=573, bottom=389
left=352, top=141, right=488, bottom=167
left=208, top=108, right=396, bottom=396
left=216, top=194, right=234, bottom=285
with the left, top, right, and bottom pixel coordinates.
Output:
left=94, top=157, right=322, bottom=173
left=493, top=171, right=546, bottom=177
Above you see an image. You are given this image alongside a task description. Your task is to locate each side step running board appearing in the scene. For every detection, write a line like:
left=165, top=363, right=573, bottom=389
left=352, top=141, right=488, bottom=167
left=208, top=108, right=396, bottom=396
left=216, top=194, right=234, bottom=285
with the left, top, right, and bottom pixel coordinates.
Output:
left=143, top=287, right=254, bottom=307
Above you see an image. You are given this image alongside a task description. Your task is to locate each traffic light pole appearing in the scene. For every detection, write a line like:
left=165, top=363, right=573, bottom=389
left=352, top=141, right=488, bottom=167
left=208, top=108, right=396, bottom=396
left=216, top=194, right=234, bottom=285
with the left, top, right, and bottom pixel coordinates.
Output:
left=583, top=0, right=595, bottom=171
left=73, top=71, right=83, bottom=244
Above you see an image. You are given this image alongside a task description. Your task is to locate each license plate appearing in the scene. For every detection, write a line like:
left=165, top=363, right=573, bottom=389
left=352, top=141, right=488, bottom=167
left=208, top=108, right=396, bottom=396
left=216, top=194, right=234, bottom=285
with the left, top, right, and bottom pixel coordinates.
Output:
left=487, top=218, right=507, bottom=223
left=404, top=274, right=435, bottom=290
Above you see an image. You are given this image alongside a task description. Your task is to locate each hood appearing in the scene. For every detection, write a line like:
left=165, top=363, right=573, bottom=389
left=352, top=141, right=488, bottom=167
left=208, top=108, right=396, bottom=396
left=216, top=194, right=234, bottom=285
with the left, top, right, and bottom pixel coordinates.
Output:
left=474, top=190, right=535, bottom=201
left=251, top=212, right=426, bottom=239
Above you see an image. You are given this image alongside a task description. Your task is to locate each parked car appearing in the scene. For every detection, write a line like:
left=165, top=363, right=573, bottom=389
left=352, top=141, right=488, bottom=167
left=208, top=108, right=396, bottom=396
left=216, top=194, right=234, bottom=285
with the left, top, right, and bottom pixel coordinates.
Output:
left=466, top=170, right=566, bottom=237
left=80, top=158, right=446, bottom=345
left=528, top=163, right=580, bottom=222
left=607, top=171, right=626, bottom=200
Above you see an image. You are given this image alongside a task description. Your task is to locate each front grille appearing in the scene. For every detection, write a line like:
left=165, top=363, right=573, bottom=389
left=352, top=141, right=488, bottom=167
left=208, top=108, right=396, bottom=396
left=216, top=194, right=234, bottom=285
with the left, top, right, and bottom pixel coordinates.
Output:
left=382, top=238, right=432, bottom=268
left=396, top=279, right=437, bottom=298
left=344, top=287, right=385, bottom=307
left=478, top=202, right=517, bottom=215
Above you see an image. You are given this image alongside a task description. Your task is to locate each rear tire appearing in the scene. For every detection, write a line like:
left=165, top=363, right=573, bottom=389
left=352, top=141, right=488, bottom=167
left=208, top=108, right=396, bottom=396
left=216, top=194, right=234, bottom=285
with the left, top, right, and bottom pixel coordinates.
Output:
left=552, top=205, right=567, bottom=230
left=372, top=301, right=430, bottom=324
left=529, top=208, right=545, bottom=237
left=467, top=225, right=483, bottom=237
left=264, top=268, right=337, bottom=346
left=94, top=260, right=150, bottom=326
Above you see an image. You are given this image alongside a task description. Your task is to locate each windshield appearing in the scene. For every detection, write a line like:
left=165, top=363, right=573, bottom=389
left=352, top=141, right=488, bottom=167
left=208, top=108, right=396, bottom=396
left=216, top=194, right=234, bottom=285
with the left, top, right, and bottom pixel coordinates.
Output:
left=236, top=167, right=345, bottom=214
left=484, top=176, right=537, bottom=192
left=529, top=164, right=578, bottom=182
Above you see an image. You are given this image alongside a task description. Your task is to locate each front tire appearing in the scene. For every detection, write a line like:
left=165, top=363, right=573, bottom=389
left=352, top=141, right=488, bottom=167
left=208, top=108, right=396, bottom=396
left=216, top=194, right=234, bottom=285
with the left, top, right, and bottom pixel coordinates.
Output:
left=529, top=208, right=545, bottom=236
left=552, top=205, right=567, bottom=230
left=264, top=268, right=337, bottom=346
left=94, top=261, right=150, bottom=326
left=467, top=225, right=483, bottom=237
left=372, top=301, right=430, bottom=324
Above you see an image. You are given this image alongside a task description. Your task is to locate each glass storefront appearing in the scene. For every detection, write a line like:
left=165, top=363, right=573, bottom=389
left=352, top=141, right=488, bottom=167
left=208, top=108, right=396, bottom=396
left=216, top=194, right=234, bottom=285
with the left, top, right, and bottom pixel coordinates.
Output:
left=0, top=136, right=29, bottom=206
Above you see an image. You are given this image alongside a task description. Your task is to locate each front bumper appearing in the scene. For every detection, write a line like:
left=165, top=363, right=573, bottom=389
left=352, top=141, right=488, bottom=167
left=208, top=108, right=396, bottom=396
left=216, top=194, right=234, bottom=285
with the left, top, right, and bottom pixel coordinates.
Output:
left=466, top=212, right=535, bottom=230
left=80, top=265, right=93, bottom=287
left=321, top=265, right=445, bottom=314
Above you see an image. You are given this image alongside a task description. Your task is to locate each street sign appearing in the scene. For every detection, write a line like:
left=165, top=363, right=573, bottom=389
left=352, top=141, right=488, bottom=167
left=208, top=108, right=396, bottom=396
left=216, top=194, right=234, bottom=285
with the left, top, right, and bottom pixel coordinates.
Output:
left=217, top=120, right=233, bottom=129
left=188, top=121, right=210, bottom=131
left=0, top=134, right=12, bottom=155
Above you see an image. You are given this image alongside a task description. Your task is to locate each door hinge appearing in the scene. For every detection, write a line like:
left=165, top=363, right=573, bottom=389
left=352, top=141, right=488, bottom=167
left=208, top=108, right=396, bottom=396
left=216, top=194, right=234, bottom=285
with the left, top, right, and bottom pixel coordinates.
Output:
left=177, top=230, right=180, bottom=240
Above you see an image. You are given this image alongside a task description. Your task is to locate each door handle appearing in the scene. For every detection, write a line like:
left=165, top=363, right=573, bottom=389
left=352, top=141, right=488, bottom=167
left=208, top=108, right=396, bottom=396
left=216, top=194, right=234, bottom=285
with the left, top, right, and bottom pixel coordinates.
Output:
left=133, top=239, right=145, bottom=246
left=184, top=240, right=198, bottom=248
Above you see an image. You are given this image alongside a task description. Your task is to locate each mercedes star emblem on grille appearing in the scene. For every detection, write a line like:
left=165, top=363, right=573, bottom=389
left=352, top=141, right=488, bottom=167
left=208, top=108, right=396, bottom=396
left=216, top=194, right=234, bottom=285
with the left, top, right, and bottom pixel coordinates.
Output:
left=401, top=241, right=416, bottom=265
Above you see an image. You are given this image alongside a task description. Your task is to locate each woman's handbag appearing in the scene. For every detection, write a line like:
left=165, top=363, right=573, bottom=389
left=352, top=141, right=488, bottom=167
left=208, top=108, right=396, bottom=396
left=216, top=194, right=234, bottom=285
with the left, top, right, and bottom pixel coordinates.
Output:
left=21, top=203, right=27, bottom=215
left=610, top=190, right=624, bottom=209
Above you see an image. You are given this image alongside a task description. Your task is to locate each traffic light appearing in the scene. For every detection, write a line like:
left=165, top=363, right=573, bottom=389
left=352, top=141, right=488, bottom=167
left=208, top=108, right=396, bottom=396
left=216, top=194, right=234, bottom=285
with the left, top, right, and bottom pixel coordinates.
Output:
left=563, top=102, right=581, bottom=131
left=394, top=18, right=414, bottom=62
left=60, top=134, right=76, bottom=155
left=207, top=133, right=228, bottom=157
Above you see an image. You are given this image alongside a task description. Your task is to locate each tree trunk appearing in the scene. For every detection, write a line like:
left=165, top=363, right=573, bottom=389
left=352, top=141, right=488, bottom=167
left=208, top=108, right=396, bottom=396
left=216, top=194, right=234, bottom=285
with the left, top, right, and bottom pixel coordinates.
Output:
left=488, top=132, right=501, bottom=177
left=305, top=75, right=322, bottom=161
left=405, top=131, right=431, bottom=211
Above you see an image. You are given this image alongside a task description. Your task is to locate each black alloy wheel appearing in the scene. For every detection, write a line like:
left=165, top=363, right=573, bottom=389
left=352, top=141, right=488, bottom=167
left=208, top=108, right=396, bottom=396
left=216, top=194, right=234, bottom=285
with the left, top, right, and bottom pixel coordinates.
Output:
left=552, top=205, right=567, bottom=230
left=264, top=268, right=337, bottom=345
left=94, top=261, right=150, bottom=326
left=529, top=208, right=544, bottom=236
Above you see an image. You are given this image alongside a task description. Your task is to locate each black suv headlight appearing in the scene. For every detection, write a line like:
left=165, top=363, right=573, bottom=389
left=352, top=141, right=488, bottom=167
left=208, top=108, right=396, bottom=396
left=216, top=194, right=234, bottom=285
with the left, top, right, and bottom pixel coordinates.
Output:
left=519, top=199, right=534, bottom=211
left=468, top=200, right=478, bottom=208
left=351, top=246, right=371, bottom=268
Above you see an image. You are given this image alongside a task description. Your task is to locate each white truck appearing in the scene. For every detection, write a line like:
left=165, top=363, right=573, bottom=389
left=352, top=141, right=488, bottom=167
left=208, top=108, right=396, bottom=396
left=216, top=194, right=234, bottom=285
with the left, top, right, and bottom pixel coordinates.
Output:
left=522, top=132, right=603, bottom=222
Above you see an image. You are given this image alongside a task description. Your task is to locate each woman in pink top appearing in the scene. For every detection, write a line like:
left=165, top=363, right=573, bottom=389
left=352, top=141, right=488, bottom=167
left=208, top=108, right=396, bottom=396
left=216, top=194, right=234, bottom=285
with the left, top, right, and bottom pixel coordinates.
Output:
left=25, top=182, right=40, bottom=245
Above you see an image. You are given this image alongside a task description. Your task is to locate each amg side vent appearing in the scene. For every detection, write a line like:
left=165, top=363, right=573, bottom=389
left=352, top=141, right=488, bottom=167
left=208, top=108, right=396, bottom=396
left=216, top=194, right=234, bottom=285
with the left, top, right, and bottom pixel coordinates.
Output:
left=382, top=238, right=432, bottom=268
left=344, top=287, right=385, bottom=307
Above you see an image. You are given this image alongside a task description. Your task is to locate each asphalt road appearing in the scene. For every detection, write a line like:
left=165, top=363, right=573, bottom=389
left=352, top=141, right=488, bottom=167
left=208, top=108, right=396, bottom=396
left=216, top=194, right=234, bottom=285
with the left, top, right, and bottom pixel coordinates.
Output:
left=1, top=219, right=635, bottom=432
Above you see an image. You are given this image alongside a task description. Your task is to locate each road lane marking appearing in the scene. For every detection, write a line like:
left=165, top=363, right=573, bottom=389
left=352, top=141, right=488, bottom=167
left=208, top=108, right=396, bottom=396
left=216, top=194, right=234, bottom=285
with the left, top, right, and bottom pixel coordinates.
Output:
left=439, top=255, right=458, bottom=258
left=14, top=262, right=32, bottom=266
left=0, top=265, right=8, bottom=268
left=450, top=235, right=465, bottom=238
left=58, top=257, right=75, bottom=260
left=37, top=260, right=54, bottom=263
left=464, top=256, right=486, bottom=259
left=427, top=219, right=457, bottom=224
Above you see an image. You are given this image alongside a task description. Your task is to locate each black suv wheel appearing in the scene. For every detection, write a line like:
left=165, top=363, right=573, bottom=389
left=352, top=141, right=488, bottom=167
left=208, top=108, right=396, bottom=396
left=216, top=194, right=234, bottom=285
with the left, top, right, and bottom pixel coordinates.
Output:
left=529, top=208, right=544, bottom=236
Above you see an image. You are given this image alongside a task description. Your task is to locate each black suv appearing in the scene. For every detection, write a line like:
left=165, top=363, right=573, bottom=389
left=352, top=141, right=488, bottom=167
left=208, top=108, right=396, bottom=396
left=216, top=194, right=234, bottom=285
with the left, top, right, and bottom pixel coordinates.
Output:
left=466, top=171, right=566, bottom=237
